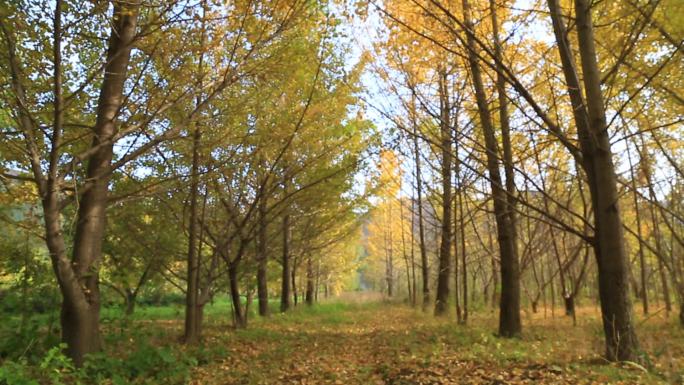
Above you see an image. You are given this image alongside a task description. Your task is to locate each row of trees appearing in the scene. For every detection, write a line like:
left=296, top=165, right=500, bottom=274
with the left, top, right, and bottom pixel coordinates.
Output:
left=0, top=0, right=375, bottom=366
left=360, top=0, right=682, bottom=363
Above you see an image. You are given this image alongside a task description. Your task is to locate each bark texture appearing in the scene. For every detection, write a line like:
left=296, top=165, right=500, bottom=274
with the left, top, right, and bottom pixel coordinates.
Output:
left=462, top=0, right=520, bottom=336
left=548, top=0, right=639, bottom=360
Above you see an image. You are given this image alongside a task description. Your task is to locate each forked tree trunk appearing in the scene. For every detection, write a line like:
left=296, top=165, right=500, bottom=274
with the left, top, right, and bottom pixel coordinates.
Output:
left=53, top=1, right=139, bottom=365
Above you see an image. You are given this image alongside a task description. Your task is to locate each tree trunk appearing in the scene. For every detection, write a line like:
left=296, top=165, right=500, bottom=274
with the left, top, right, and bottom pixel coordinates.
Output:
left=306, top=254, right=314, bottom=306
left=52, top=1, right=139, bottom=365
left=315, top=259, right=321, bottom=302
left=60, top=302, right=100, bottom=366
left=386, top=199, right=394, bottom=298
left=639, top=138, right=672, bottom=314
left=281, top=210, right=292, bottom=312
left=411, top=95, right=430, bottom=311
left=228, top=261, right=246, bottom=328
left=292, top=262, right=298, bottom=306
left=245, top=290, right=253, bottom=324
left=459, top=185, right=468, bottom=324
left=184, top=126, right=202, bottom=344
left=410, top=196, right=418, bottom=307
left=453, top=138, right=462, bottom=323
left=462, top=0, right=520, bottom=336
left=454, top=209, right=462, bottom=323
left=125, top=291, right=136, bottom=316
left=257, top=192, right=269, bottom=316
left=577, top=0, right=639, bottom=361
left=548, top=0, right=639, bottom=360
left=434, top=70, right=452, bottom=317
left=399, top=199, right=412, bottom=302
left=626, top=142, right=649, bottom=315
left=184, top=0, right=210, bottom=340
left=490, top=224, right=498, bottom=308
left=490, top=0, right=519, bottom=286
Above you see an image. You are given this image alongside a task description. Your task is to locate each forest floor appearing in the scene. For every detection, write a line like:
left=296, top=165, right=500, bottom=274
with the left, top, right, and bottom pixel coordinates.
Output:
left=142, top=294, right=684, bottom=385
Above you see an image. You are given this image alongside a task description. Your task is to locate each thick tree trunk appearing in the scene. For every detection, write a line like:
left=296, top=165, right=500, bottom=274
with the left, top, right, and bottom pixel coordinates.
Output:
left=548, top=0, right=639, bottom=360
left=576, top=0, right=639, bottom=361
left=51, top=1, right=139, bottom=365
left=60, top=303, right=100, bottom=366
left=462, top=0, right=520, bottom=336
left=434, top=71, right=452, bottom=317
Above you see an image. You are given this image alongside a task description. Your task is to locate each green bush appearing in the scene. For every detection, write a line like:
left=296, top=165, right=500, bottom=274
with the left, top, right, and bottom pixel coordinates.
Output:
left=138, top=292, right=185, bottom=307
left=0, top=344, right=78, bottom=385
left=83, top=343, right=197, bottom=385
left=0, top=359, right=39, bottom=385
left=0, top=341, right=199, bottom=385
left=0, top=313, right=60, bottom=361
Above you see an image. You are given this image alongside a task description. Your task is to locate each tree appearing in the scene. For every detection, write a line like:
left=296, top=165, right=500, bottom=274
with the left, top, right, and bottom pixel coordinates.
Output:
left=460, top=0, right=520, bottom=336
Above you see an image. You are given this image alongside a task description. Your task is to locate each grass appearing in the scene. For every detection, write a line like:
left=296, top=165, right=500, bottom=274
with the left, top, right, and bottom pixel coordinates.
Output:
left=178, top=297, right=682, bottom=384
left=7, top=294, right=682, bottom=384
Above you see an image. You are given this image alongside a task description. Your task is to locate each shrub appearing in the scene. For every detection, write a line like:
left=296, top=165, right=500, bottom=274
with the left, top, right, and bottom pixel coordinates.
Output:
left=1, top=342, right=199, bottom=385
